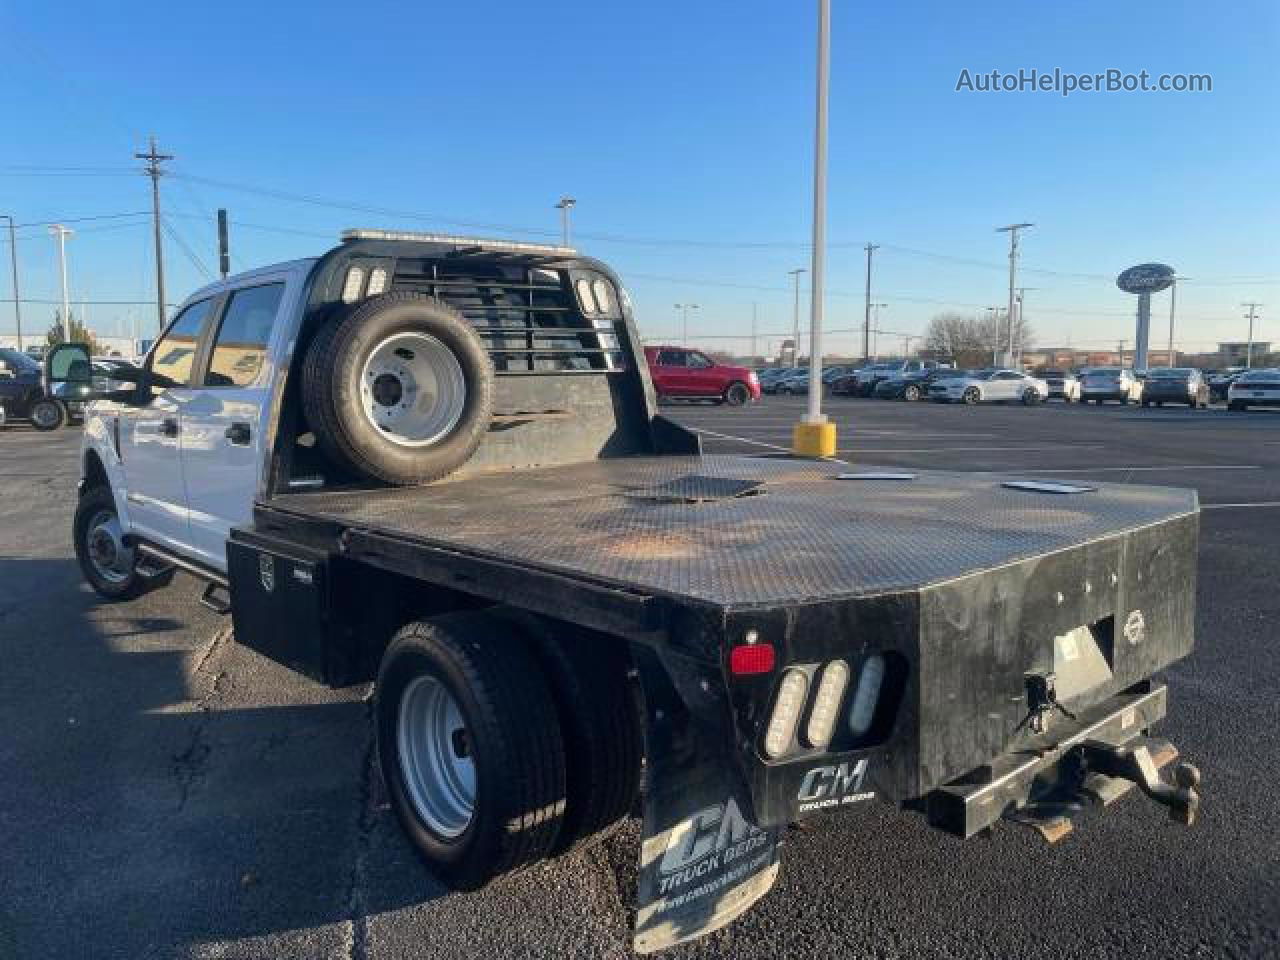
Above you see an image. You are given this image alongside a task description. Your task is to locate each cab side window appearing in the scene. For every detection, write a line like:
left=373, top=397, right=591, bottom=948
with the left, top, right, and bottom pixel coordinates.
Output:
left=656, top=349, right=687, bottom=367
left=688, top=352, right=713, bottom=369
left=151, top=299, right=215, bottom=386
left=204, top=283, right=284, bottom=387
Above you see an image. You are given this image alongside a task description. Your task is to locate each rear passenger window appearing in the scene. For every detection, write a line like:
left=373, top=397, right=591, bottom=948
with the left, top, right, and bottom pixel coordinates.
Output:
left=205, top=283, right=285, bottom=387
left=151, top=299, right=215, bottom=386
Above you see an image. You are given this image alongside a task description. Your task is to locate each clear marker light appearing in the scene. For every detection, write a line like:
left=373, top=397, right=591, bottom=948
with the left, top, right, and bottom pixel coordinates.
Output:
left=848, top=654, right=886, bottom=738
left=764, top=670, right=808, bottom=759
left=805, top=660, right=850, bottom=748
left=341, top=266, right=366, bottom=303
left=366, top=267, right=389, bottom=296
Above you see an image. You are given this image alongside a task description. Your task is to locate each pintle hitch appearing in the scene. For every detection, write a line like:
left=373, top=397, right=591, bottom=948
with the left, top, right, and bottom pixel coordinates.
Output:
left=1071, top=739, right=1201, bottom=826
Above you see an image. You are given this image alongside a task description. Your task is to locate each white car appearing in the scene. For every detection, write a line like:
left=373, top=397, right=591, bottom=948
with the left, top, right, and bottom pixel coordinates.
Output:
left=928, top=369, right=1048, bottom=405
left=1227, top=368, right=1280, bottom=411
left=1079, top=367, right=1143, bottom=405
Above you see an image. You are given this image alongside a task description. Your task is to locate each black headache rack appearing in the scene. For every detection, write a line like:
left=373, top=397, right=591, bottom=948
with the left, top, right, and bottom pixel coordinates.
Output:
left=265, top=231, right=695, bottom=495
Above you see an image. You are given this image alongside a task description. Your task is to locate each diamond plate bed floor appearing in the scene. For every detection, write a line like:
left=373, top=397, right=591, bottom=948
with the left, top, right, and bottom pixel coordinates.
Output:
left=262, top=456, right=1197, bottom=608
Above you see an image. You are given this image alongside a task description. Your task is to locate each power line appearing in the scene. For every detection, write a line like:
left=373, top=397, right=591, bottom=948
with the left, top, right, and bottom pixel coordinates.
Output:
left=161, top=217, right=214, bottom=281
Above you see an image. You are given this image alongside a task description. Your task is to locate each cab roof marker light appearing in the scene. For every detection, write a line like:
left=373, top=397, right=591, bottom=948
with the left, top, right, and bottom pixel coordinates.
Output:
left=341, top=266, right=366, bottom=303
left=764, top=670, right=808, bottom=759
left=805, top=660, right=850, bottom=748
left=848, top=654, right=885, bottom=737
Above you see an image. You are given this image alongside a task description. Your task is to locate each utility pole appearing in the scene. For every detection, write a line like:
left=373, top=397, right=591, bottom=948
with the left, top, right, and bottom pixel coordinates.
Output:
left=750, top=302, right=758, bottom=364
left=48, top=225, right=73, bottom=343
left=1241, top=302, right=1263, bottom=368
left=862, top=242, right=878, bottom=364
left=788, top=268, right=806, bottom=364
left=675, top=303, right=699, bottom=346
left=1, top=215, right=21, bottom=350
left=996, top=223, right=1033, bottom=366
left=136, top=136, right=173, bottom=332
left=1118, top=339, right=1127, bottom=366
left=555, top=196, right=576, bottom=247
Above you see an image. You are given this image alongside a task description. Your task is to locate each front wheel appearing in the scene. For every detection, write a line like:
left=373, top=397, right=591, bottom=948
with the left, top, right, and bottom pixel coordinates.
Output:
left=29, top=398, right=65, bottom=431
left=74, top=487, right=146, bottom=600
left=724, top=382, right=751, bottom=407
left=376, top=612, right=567, bottom=890
left=904, top=384, right=922, bottom=402
left=962, top=387, right=981, bottom=405
left=1022, top=389, right=1041, bottom=406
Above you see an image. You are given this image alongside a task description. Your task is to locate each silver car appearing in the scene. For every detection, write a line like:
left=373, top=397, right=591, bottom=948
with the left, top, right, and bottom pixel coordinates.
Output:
left=1079, top=367, right=1143, bottom=405
left=929, top=369, right=1049, bottom=404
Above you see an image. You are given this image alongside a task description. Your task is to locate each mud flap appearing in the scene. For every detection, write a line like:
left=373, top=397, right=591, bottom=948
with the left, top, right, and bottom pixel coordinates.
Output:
left=632, top=646, right=782, bottom=954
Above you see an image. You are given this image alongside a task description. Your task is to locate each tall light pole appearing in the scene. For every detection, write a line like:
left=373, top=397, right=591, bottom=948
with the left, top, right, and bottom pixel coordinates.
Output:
left=996, top=223, right=1033, bottom=366
left=555, top=196, right=576, bottom=247
left=1242, top=302, right=1263, bottom=368
left=801, top=0, right=832, bottom=435
left=48, top=224, right=73, bottom=343
left=675, top=303, right=699, bottom=346
left=862, top=243, right=878, bottom=363
left=1166, top=276, right=1187, bottom=366
left=1, top=215, right=21, bottom=350
left=750, top=302, right=758, bottom=364
left=787, top=268, right=806, bottom=364
left=985, top=306, right=1002, bottom=365
left=869, top=303, right=887, bottom=359
left=1014, top=286, right=1037, bottom=365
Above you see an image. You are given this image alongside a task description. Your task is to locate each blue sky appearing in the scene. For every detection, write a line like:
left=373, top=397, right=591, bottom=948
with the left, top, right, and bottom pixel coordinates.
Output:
left=1, top=0, right=1276, bottom=356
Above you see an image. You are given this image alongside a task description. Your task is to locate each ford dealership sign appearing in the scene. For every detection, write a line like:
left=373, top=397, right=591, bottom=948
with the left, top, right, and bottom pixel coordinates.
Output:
left=1117, top=263, right=1175, bottom=295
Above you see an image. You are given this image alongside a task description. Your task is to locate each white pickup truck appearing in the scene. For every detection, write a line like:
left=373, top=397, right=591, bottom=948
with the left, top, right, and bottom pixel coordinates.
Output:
left=49, top=229, right=1203, bottom=954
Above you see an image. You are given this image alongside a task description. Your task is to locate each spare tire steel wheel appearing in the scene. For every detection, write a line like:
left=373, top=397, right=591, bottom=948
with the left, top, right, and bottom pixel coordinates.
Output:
left=304, top=293, right=494, bottom=485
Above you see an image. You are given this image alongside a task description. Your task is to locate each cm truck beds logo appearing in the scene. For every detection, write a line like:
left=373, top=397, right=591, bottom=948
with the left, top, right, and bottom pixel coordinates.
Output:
left=657, top=796, right=771, bottom=894
left=797, top=758, right=874, bottom=813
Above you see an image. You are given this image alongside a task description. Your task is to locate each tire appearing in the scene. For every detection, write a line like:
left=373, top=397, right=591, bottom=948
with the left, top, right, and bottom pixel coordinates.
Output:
left=73, top=486, right=146, bottom=601
left=962, top=387, right=981, bottom=405
left=515, top=618, right=643, bottom=855
left=724, top=382, right=751, bottom=407
left=1229, top=401, right=1247, bottom=412
left=376, top=612, right=567, bottom=890
left=904, top=385, right=922, bottom=402
left=29, top=397, right=64, bottom=431
left=303, top=293, right=494, bottom=486
left=1156, top=401, right=1163, bottom=408
left=1022, top=389, right=1040, bottom=406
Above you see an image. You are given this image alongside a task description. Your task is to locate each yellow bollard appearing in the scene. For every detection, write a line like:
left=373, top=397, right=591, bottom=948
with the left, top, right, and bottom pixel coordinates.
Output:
left=792, top=419, right=837, bottom=458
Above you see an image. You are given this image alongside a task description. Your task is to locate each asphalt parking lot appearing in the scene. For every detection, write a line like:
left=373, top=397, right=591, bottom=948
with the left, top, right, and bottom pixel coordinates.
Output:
left=2, top=399, right=1278, bottom=960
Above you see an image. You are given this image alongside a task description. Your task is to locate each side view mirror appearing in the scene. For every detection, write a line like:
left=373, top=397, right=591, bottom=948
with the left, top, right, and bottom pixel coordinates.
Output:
left=44, top=343, right=173, bottom=406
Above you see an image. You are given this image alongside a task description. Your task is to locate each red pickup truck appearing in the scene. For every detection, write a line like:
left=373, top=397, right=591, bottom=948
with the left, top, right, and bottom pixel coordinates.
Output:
left=644, top=345, right=761, bottom=406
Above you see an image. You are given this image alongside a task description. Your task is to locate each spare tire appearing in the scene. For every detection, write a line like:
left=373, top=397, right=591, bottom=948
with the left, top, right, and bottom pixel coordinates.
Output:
left=303, top=293, right=494, bottom=485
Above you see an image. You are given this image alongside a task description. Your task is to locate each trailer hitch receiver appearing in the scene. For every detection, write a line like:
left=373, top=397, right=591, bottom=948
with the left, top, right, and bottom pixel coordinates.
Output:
left=1072, top=739, right=1201, bottom=826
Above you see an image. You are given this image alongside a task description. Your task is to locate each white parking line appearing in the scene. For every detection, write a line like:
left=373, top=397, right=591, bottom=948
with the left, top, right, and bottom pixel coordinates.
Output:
left=688, top=427, right=793, bottom=453
left=1202, top=502, right=1280, bottom=510
left=838, top=444, right=1103, bottom=454
left=974, top=464, right=1262, bottom=474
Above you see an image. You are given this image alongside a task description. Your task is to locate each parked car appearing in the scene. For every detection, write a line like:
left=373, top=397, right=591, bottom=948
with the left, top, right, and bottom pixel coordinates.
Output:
left=848, top=360, right=943, bottom=397
left=873, top=367, right=957, bottom=401
left=759, top=367, right=799, bottom=394
left=0, top=346, right=73, bottom=430
left=775, top=370, right=810, bottom=395
left=1227, top=368, right=1280, bottom=411
left=1033, top=368, right=1081, bottom=402
left=1207, top=369, right=1244, bottom=404
left=1079, top=367, right=1144, bottom=405
left=929, top=368, right=1048, bottom=405
left=644, top=346, right=761, bottom=406
left=1140, top=368, right=1209, bottom=408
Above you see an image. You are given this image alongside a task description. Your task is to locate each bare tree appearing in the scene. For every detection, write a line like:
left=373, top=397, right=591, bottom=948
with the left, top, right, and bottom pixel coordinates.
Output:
left=924, top=312, right=988, bottom=368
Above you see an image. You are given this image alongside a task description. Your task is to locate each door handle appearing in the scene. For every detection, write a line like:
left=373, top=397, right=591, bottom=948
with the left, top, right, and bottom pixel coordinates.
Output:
left=161, top=417, right=179, bottom=438
left=224, top=422, right=251, bottom=446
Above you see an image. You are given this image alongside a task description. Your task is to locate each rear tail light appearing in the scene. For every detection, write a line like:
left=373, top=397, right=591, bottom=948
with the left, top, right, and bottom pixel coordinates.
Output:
left=730, top=642, right=775, bottom=676
left=804, top=660, right=850, bottom=748
left=764, top=670, right=808, bottom=758
left=848, top=654, right=886, bottom=737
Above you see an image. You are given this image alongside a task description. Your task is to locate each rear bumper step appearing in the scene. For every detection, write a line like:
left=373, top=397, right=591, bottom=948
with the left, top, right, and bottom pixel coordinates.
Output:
left=925, top=684, right=1200, bottom=839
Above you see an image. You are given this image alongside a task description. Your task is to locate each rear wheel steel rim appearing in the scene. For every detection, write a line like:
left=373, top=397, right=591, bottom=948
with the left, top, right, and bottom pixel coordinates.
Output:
left=32, top=402, right=59, bottom=428
left=86, top=509, right=133, bottom=584
left=360, top=333, right=466, bottom=447
left=397, top=675, right=475, bottom=839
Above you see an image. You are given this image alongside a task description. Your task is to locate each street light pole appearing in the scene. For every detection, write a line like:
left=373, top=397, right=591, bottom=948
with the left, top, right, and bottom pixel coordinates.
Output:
left=787, top=268, right=806, bottom=365
left=675, top=303, right=699, bottom=346
left=1241, top=302, right=1263, bottom=368
left=862, top=242, right=878, bottom=364
left=803, top=0, right=831, bottom=429
left=1166, top=277, right=1187, bottom=366
left=555, top=196, right=576, bottom=247
left=996, top=223, right=1033, bottom=366
left=48, top=224, right=73, bottom=343
left=869, top=303, right=887, bottom=359
left=1, top=215, right=21, bottom=350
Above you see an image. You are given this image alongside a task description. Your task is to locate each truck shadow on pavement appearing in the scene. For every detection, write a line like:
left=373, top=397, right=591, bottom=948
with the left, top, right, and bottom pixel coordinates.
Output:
left=0, top=555, right=461, bottom=960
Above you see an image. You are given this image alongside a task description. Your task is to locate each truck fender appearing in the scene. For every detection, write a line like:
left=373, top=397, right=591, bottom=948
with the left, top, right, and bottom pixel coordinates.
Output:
left=80, top=415, right=135, bottom=533
left=630, top=645, right=782, bottom=954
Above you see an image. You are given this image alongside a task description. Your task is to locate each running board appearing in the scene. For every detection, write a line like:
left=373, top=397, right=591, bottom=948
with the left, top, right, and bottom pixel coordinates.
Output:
left=135, top=542, right=229, bottom=590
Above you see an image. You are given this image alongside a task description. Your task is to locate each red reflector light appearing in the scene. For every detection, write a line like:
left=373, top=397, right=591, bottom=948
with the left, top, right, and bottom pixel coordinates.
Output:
left=730, top=643, right=776, bottom=676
